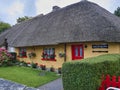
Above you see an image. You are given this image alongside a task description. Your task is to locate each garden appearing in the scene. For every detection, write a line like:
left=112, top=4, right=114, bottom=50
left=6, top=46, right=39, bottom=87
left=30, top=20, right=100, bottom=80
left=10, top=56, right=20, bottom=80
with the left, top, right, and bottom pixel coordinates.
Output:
left=0, top=48, right=60, bottom=87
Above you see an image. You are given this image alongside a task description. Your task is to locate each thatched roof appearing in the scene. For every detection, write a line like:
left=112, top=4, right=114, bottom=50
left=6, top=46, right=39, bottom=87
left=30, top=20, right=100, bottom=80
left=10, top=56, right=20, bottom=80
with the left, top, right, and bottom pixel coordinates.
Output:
left=0, top=0, right=120, bottom=47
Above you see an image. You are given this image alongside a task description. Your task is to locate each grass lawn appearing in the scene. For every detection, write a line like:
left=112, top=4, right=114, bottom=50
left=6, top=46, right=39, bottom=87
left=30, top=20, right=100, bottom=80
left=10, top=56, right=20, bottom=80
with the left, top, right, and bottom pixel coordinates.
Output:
left=0, top=66, right=60, bottom=87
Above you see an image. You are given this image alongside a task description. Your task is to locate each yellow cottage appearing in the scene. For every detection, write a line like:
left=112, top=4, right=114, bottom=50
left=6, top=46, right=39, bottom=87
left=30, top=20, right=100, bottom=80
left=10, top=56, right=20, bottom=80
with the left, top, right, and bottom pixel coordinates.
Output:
left=0, top=1, right=120, bottom=68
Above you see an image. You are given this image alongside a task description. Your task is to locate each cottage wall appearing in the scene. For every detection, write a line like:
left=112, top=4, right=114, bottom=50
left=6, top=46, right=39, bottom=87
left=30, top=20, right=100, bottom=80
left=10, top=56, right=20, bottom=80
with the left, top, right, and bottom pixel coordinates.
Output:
left=15, top=44, right=65, bottom=68
left=66, top=42, right=120, bottom=60
left=15, top=42, right=120, bottom=68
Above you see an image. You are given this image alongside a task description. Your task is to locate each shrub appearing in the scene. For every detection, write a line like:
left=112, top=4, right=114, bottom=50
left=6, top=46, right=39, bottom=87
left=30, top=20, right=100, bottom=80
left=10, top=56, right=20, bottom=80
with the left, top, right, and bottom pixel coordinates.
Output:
left=12, top=59, right=21, bottom=65
left=0, top=48, right=12, bottom=66
left=28, top=52, right=36, bottom=58
left=40, top=64, right=46, bottom=70
left=50, top=66, right=55, bottom=72
left=9, top=52, right=17, bottom=60
left=31, top=62, right=37, bottom=68
left=19, top=61, right=28, bottom=67
left=62, top=54, right=120, bottom=90
left=1, top=59, right=15, bottom=66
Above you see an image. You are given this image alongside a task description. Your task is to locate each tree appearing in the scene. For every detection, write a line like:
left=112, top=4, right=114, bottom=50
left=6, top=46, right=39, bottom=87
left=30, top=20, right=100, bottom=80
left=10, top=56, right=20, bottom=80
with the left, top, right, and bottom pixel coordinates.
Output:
left=17, top=16, right=32, bottom=23
left=0, top=21, right=11, bottom=33
left=114, top=7, right=120, bottom=17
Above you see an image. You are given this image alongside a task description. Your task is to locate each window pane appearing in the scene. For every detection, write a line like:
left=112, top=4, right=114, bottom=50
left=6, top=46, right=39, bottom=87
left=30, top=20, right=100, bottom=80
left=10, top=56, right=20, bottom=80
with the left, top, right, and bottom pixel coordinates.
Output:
left=47, top=48, right=50, bottom=55
left=44, top=48, right=47, bottom=54
left=75, top=47, right=78, bottom=56
left=50, top=48, right=53, bottom=55
left=80, top=47, right=83, bottom=57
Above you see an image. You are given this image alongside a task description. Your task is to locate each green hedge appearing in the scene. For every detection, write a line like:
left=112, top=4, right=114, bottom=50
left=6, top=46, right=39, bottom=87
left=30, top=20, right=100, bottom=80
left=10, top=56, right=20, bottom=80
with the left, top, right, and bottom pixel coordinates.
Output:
left=62, top=54, right=120, bottom=90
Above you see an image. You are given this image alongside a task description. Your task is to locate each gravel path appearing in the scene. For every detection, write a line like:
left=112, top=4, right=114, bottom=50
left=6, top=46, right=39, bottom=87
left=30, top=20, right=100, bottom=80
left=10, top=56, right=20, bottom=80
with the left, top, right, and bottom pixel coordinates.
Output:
left=0, top=78, right=63, bottom=90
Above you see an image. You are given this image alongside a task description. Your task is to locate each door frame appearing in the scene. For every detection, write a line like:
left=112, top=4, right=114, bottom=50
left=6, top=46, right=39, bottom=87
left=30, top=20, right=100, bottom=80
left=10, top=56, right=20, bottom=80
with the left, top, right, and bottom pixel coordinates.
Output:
left=71, top=44, right=84, bottom=60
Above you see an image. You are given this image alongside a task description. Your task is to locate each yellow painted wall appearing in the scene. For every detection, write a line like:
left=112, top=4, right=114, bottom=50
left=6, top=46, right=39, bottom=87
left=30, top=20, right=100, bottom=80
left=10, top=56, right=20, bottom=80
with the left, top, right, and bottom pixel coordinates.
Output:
left=66, top=42, right=120, bottom=61
left=15, top=44, right=65, bottom=68
left=15, top=42, right=120, bottom=68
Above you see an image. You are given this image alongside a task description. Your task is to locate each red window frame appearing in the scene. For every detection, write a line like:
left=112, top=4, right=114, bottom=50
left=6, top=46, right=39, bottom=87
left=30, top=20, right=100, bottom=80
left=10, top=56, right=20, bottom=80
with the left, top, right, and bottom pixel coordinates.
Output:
left=71, top=44, right=84, bottom=60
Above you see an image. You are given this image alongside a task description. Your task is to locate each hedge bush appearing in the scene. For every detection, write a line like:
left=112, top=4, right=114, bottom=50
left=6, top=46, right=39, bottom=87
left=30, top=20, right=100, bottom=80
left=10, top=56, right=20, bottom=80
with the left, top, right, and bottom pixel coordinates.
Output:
left=62, top=54, right=120, bottom=90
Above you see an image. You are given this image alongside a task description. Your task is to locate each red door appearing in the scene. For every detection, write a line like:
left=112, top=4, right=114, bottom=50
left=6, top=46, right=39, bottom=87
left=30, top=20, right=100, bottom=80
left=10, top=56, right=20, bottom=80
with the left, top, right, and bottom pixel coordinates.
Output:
left=72, top=44, right=84, bottom=60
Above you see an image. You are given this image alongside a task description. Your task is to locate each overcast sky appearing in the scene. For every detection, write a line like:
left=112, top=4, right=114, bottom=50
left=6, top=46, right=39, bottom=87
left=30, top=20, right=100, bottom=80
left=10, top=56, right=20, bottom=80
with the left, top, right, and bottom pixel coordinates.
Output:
left=0, top=0, right=120, bottom=25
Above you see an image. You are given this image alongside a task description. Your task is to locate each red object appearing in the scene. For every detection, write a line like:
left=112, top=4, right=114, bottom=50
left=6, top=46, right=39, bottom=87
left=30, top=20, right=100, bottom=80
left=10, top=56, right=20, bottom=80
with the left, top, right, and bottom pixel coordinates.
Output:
left=40, top=64, right=45, bottom=67
left=71, top=44, right=84, bottom=60
left=111, top=76, right=117, bottom=87
left=35, top=63, right=38, bottom=65
left=117, top=76, right=120, bottom=88
left=27, top=62, right=30, bottom=64
left=99, top=75, right=120, bottom=90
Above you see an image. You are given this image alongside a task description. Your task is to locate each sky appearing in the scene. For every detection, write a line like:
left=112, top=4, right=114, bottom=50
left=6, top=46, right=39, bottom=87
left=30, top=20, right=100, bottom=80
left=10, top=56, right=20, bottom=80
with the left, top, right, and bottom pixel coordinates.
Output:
left=0, top=0, right=120, bottom=25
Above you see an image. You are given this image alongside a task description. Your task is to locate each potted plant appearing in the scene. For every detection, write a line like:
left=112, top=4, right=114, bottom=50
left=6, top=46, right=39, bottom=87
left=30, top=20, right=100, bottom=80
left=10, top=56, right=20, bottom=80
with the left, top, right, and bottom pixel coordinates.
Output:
left=58, top=67, right=62, bottom=74
left=50, top=55, right=56, bottom=59
left=31, top=62, right=37, bottom=68
left=40, top=64, right=46, bottom=70
left=41, top=52, right=47, bottom=59
left=28, top=52, right=36, bottom=58
left=50, top=66, right=55, bottom=72
left=59, top=52, right=66, bottom=58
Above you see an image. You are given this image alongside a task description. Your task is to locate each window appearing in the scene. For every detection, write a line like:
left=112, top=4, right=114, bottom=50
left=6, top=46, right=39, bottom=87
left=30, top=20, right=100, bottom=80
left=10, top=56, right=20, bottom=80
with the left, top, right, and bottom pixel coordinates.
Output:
left=19, top=48, right=27, bottom=58
left=42, top=48, right=56, bottom=61
left=92, top=43, right=108, bottom=53
left=92, top=44, right=108, bottom=49
left=72, top=45, right=84, bottom=60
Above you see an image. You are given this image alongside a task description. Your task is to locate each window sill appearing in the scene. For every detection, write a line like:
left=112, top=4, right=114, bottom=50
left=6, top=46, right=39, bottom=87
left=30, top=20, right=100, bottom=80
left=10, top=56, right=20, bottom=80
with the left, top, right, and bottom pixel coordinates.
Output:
left=18, top=56, right=27, bottom=58
left=72, top=57, right=83, bottom=60
left=41, top=58, right=56, bottom=61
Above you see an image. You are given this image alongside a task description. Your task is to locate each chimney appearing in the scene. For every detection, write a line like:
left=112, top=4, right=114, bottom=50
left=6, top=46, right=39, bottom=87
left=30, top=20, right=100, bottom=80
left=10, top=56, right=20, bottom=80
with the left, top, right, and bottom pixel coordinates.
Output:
left=4, top=38, right=8, bottom=50
left=52, top=6, right=60, bottom=12
left=81, top=0, right=87, bottom=1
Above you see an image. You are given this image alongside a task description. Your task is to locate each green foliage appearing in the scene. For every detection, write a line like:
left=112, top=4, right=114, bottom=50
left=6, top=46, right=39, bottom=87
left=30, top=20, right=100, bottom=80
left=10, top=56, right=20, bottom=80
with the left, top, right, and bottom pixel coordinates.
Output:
left=31, top=62, right=37, bottom=68
left=40, top=64, right=46, bottom=70
left=28, top=52, right=36, bottom=58
left=1, top=60, right=15, bottom=67
left=50, top=66, right=55, bottom=72
left=0, top=48, right=12, bottom=66
left=0, top=66, right=60, bottom=87
left=0, top=21, right=11, bottom=33
left=62, top=54, right=120, bottom=90
left=114, top=7, right=120, bottom=17
left=19, top=61, right=28, bottom=67
left=17, top=16, right=31, bottom=23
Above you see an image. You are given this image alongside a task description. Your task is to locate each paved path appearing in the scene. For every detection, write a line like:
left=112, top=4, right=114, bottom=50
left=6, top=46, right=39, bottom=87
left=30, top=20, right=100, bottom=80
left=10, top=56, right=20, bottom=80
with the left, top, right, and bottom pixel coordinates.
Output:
left=0, top=78, right=39, bottom=90
left=0, top=78, right=63, bottom=90
left=38, top=78, right=64, bottom=90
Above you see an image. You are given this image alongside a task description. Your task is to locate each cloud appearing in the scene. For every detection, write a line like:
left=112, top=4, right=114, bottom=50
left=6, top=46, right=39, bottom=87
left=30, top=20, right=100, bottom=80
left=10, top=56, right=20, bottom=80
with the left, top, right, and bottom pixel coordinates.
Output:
left=7, top=1, right=24, bottom=16
left=90, top=0, right=112, bottom=10
left=0, top=0, right=25, bottom=25
left=1, top=0, right=117, bottom=25
left=35, top=0, right=55, bottom=14
left=35, top=0, right=113, bottom=15
left=35, top=0, right=81, bottom=14
left=109, top=0, right=120, bottom=13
